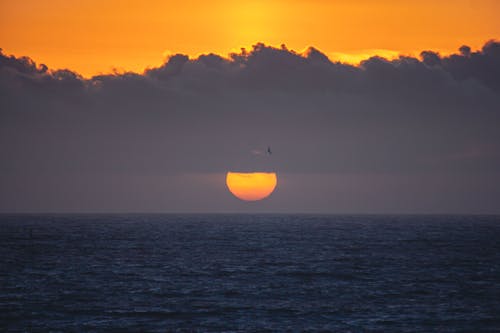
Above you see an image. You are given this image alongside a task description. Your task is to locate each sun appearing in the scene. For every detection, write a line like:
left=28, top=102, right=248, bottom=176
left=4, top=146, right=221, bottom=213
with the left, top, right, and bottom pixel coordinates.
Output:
left=226, top=172, right=277, bottom=201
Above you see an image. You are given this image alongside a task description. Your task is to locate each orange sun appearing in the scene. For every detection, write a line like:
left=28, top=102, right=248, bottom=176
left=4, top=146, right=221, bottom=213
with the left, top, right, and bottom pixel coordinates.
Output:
left=226, top=172, right=277, bottom=201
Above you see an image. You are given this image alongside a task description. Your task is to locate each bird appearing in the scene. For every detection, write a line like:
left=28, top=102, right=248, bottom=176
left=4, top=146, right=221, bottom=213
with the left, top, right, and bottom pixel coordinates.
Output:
left=267, top=146, right=272, bottom=155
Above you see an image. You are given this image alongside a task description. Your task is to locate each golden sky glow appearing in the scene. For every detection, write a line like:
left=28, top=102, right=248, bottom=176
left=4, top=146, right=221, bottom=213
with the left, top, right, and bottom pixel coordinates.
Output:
left=226, top=172, right=277, bottom=201
left=1, top=0, right=499, bottom=77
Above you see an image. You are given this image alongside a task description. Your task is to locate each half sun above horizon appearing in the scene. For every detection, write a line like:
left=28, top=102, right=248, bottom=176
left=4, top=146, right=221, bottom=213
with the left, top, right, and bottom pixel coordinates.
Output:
left=226, top=172, right=277, bottom=201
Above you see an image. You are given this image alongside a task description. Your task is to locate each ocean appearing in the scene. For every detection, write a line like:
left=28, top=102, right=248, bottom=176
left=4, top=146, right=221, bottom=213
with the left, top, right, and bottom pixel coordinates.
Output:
left=1, top=214, right=499, bottom=332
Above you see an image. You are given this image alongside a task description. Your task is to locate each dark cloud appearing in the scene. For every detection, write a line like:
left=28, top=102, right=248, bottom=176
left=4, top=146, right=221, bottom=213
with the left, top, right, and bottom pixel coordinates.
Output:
left=1, top=41, right=499, bottom=213
left=441, top=40, right=500, bottom=90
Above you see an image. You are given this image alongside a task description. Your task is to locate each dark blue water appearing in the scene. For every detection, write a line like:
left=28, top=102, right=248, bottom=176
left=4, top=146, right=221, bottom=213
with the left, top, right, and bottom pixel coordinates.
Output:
left=1, top=214, right=500, bottom=332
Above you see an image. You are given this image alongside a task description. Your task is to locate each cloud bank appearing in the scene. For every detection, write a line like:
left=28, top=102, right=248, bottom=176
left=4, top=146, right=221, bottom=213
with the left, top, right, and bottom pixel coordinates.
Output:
left=1, top=41, right=499, bottom=213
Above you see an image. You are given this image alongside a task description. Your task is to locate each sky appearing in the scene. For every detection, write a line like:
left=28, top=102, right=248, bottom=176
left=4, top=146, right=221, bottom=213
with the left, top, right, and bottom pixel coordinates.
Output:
left=1, top=0, right=499, bottom=76
left=1, top=1, right=499, bottom=213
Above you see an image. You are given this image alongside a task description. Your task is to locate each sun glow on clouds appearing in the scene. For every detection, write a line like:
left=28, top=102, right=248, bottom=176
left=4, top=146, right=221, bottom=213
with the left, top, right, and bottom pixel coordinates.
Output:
left=0, top=0, right=499, bottom=76
left=328, top=49, right=401, bottom=64
left=223, top=2, right=280, bottom=46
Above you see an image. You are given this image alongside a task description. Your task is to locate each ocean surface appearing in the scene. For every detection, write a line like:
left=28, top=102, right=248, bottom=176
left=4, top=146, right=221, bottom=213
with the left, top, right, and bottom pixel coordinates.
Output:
left=1, top=214, right=500, bottom=332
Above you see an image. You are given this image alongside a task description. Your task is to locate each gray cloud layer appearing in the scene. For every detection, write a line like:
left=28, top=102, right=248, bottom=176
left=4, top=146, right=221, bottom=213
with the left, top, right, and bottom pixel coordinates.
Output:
left=1, top=41, right=499, bottom=213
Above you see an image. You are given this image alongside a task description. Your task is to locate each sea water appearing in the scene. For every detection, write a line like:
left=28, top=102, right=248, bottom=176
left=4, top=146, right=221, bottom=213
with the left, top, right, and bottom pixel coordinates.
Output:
left=1, top=214, right=499, bottom=332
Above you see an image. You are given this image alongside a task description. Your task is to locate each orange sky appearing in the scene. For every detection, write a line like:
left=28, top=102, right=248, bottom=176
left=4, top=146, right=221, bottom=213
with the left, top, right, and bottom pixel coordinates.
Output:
left=1, top=0, right=499, bottom=77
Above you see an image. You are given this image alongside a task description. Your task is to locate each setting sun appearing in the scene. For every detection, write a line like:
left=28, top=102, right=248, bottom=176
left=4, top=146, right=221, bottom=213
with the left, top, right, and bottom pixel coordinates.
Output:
left=226, top=172, right=277, bottom=201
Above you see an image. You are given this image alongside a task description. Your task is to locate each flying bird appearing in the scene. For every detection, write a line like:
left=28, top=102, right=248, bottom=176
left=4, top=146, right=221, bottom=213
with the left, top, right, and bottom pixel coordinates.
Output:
left=267, top=146, right=272, bottom=155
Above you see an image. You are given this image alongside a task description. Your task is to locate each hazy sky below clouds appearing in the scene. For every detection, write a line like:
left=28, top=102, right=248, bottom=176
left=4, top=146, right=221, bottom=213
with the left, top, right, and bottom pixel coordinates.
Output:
left=1, top=41, right=499, bottom=213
